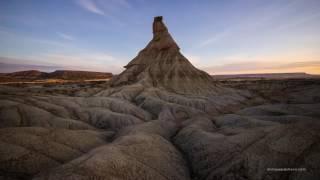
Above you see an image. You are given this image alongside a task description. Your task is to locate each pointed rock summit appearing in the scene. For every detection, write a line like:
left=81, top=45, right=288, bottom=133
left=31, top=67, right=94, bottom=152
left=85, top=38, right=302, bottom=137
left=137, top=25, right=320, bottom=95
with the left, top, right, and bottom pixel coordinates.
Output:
left=111, top=16, right=215, bottom=94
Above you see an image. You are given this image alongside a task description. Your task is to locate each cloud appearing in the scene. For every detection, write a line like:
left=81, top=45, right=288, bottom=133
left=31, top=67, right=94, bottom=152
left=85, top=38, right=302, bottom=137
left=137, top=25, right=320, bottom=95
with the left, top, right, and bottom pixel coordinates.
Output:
left=75, top=0, right=130, bottom=17
left=203, top=60, right=320, bottom=75
left=0, top=27, right=71, bottom=48
left=276, top=11, right=320, bottom=30
left=0, top=57, right=62, bottom=73
left=76, top=0, right=105, bottom=16
left=57, top=33, right=75, bottom=41
left=35, top=39, right=67, bottom=47
left=0, top=53, right=124, bottom=73
left=105, top=0, right=130, bottom=8
left=198, top=31, right=230, bottom=48
left=184, top=53, right=205, bottom=69
left=197, top=0, right=319, bottom=48
left=45, top=53, right=115, bottom=62
left=43, top=52, right=123, bottom=73
left=0, top=27, right=13, bottom=36
left=0, top=25, right=123, bottom=73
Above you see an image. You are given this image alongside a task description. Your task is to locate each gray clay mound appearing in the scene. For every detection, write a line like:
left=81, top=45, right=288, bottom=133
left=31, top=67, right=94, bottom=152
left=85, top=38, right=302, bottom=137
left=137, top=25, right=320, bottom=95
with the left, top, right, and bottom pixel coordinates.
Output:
left=0, top=16, right=319, bottom=180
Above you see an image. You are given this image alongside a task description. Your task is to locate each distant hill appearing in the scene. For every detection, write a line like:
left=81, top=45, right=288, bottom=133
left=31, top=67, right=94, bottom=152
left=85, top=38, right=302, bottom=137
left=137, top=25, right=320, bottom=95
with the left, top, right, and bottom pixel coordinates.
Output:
left=46, top=70, right=112, bottom=80
left=0, top=70, right=113, bottom=82
left=211, top=72, right=319, bottom=80
left=4, top=70, right=48, bottom=80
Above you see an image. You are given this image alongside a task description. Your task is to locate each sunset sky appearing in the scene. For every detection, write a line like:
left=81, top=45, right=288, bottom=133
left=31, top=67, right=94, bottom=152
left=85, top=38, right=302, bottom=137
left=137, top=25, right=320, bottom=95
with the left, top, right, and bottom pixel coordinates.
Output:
left=1, top=0, right=320, bottom=74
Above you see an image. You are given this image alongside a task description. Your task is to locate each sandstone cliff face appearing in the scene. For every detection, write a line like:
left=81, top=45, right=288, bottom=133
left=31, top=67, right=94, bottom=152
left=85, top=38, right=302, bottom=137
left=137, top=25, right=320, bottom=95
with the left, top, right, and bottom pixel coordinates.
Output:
left=0, top=17, right=320, bottom=180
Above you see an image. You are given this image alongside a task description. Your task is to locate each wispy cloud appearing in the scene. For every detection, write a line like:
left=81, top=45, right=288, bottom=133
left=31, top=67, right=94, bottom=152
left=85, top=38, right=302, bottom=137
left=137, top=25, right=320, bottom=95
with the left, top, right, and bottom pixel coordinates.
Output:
left=43, top=52, right=123, bottom=73
left=0, top=53, right=124, bottom=73
left=0, top=56, right=62, bottom=73
left=0, top=25, right=123, bottom=73
left=76, top=0, right=105, bottom=16
left=0, top=26, right=15, bottom=36
left=198, top=0, right=320, bottom=48
left=57, top=33, right=75, bottom=41
left=45, top=53, right=115, bottom=62
left=276, top=11, right=320, bottom=30
left=204, top=60, right=320, bottom=75
left=198, top=31, right=230, bottom=48
left=184, top=53, right=201, bottom=67
left=200, top=46, right=320, bottom=75
left=0, top=27, right=71, bottom=48
left=75, top=0, right=130, bottom=17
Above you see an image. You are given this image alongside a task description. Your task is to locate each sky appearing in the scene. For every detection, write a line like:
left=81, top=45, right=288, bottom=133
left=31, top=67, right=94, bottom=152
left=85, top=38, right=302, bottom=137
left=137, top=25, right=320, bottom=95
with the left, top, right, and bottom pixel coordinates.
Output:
left=0, top=0, right=320, bottom=74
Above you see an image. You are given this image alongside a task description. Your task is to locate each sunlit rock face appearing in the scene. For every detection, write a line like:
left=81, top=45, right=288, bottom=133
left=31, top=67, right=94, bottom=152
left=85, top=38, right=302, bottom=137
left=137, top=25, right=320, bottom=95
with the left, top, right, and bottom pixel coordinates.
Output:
left=1, top=17, right=320, bottom=180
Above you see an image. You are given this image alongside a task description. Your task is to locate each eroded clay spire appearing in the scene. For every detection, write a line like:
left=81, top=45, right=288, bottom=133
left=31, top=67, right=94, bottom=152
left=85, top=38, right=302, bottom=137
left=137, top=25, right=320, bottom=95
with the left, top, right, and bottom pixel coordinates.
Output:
left=110, top=16, right=215, bottom=95
left=147, top=16, right=179, bottom=51
left=153, top=16, right=167, bottom=38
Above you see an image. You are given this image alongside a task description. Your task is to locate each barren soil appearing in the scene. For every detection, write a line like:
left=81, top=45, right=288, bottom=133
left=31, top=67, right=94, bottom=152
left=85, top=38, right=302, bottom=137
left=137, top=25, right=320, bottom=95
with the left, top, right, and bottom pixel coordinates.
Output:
left=0, top=17, right=319, bottom=180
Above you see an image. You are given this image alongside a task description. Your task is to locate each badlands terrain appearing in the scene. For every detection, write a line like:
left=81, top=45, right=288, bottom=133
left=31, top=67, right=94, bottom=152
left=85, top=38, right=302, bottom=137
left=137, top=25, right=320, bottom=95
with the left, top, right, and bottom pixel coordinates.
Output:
left=0, top=16, right=320, bottom=180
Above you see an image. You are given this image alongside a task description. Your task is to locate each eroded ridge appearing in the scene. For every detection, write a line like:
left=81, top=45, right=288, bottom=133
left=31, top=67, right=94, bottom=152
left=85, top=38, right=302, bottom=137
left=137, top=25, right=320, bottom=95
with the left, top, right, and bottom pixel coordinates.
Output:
left=1, top=16, right=320, bottom=180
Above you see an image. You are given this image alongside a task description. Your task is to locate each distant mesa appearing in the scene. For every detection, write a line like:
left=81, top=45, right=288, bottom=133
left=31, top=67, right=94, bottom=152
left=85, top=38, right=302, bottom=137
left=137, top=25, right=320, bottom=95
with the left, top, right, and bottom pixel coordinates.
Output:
left=5, top=70, right=46, bottom=80
left=46, top=70, right=112, bottom=80
left=0, top=70, right=113, bottom=83
left=110, top=16, right=216, bottom=94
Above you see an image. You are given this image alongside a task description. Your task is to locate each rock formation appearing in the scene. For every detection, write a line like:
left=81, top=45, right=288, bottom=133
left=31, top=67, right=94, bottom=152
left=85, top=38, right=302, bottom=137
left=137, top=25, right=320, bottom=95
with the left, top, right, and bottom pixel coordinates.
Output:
left=111, top=16, right=216, bottom=95
left=0, top=16, right=320, bottom=180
